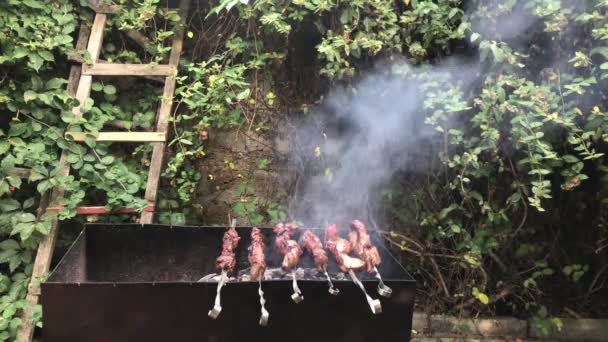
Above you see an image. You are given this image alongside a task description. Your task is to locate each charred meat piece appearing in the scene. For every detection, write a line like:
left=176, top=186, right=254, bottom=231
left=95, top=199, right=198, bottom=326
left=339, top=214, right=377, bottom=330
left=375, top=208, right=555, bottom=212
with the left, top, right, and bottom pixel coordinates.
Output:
left=325, top=224, right=365, bottom=272
left=302, top=230, right=329, bottom=272
left=282, top=240, right=302, bottom=271
left=249, top=228, right=266, bottom=281
left=215, top=227, right=240, bottom=273
left=349, top=220, right=381, bottom=273
left=274, top=223, right=302, bottom=272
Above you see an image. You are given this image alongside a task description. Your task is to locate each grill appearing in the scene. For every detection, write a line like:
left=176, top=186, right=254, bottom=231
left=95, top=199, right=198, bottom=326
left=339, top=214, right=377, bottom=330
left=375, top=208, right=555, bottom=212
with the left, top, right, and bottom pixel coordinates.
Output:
left=42, top=224, right=416, bottom=342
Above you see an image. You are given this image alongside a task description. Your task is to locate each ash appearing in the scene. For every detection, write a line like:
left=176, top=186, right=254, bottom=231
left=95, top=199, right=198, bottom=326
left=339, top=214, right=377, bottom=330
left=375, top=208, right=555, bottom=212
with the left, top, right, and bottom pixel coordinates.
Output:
left=198, top=267, right=347, bottom=283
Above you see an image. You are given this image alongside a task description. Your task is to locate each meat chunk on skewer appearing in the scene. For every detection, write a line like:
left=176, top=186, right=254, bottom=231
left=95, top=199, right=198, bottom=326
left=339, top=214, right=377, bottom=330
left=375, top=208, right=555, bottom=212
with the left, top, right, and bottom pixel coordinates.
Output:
left=325, top=224, right=365, bottom=272
left=209, top=226, right=240, bottom=319
left=349, top=220, right=381, bottom=273
left=215, top=227, right=240, bottom=273
left=249, top=228, right=266, bottom=282
left=282, top=240, right=302, bottom=271
left=274, top=223, right=302, bottom=272
left=302, top=230, right=329, bottom=272
left=326, top=224, right=381, bottom=312
left=275, top=222, right=304, bottom=302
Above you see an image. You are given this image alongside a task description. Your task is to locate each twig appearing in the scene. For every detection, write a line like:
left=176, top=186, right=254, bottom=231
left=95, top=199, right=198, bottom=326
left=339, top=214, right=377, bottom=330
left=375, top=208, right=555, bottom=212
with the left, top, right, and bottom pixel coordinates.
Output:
left=564, top=307, right=583, bottom=319
left=430, top=255, right=450, bottom=298
left=587, top=263, right=608, bottom=296
left=489, top=251, right=508, bottom=273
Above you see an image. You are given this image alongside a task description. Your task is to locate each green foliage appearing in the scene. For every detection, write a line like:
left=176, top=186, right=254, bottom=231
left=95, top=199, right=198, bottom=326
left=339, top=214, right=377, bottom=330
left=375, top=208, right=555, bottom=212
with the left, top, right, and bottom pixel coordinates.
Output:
left=377, top=0, right=608, bottom=327
left=0, top=1, right=183, bottom=338
left=0, top=0, right=81, bottom=337
left=233, top=181, right=264, bottom=225
left=401, top=0, right=468, bottom=60
left=2, top=0, right=608, bottom=338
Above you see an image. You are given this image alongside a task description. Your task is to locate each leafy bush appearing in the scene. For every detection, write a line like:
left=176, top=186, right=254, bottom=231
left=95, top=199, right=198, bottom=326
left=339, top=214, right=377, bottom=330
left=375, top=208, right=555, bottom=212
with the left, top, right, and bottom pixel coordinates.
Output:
left=2, top=0, right=608, bottom=340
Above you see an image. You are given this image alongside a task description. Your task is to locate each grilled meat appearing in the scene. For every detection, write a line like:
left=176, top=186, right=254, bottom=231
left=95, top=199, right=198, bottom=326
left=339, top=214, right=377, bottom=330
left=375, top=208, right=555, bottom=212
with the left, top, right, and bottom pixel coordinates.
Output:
left=302, top=230, right=329, bottom=272
left=282, top=240, right=302, bottom=271
left=349, top=220, right=381, bottom=273
left=215, top=226, right=240, bottom=273
left=274, top=222, right=302, bottom=272
left=249, top=227, right=266, bottom=282
left=325, top=224, right=365, bottom=272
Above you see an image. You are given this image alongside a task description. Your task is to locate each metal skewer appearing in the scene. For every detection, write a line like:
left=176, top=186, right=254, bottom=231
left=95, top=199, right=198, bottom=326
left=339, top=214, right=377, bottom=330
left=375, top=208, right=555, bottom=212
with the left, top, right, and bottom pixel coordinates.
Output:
left=258, top=279, right=269, bottom=326
left=208, top=270, right=228, bottom=319
left=348, top=270, right=382, bottom=314
left=290, top=270, right=304, bottom=303
left=323, top=269, right=340, bottom=295
left=373, top=266, right=392, bottom=297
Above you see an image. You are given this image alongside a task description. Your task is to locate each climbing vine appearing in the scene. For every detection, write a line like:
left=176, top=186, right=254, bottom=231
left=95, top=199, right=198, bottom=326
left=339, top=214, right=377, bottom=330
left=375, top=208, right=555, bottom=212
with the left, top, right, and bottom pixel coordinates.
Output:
left=2, top=0, right=608, bottom=340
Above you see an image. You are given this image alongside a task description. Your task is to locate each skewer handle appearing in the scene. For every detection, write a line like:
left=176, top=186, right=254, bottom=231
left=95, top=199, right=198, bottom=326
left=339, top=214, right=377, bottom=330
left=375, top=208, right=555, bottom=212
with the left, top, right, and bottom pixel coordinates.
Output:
left=258, top=280, right=269, bottom=326
left=374, top=266, right=393, bottom=298
left=291, top=270, right=304, bottom=303
left=348, top=270, right=382, bottom=314
left=208, top=270, right=228, bottom=319
left=324, top=271, right=340, bottom=296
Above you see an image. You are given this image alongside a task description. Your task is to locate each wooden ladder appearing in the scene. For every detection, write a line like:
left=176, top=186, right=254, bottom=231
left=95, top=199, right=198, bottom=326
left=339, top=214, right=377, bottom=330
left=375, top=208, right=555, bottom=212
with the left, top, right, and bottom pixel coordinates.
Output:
left=16, top=0, right=191, bottom=340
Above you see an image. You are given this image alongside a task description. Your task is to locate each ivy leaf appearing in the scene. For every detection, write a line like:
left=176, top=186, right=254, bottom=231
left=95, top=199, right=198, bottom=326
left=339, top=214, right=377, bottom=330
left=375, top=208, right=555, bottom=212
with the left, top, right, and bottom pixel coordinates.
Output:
left=29, top=167, right=48, bottom=182
left=84, top=137, right=97, bottom=148
left=0, top=199, right=20, bottom=212
left=9, top=256, right=21, bottom=272
left=0, top=249, right=18, bottom=264
left=28, top=53, right=44, bottom=72
left=13, top=47, right=28, bottom=59
left=66, top=154, right=80, bottom=164
left=19, top=223, right=36, bottom=241
left=101, top=156, right=115, bottom=165
left=7, top=176, right=22, bottom=189
left=38, top=50, right=55, bottom=62
left=92, top=82, right=104, bottom=92
left=103, top=85, right=117, bottom=95
left=23, top=197, right=36, bottom=209
left=0, top=140, right=9, bottom=154
left=439, top=203, right=459, bottom=220
left=0, top=239, right=20, bottom=250
left=46, top=78, right=67, bottom=90
left=23, top=91, right=37, bottom=103
left=54, top=34, right=73, bottom=45
left=23, top=0, right=45, bottom=8
left=81, top=98, right=94, bottom=113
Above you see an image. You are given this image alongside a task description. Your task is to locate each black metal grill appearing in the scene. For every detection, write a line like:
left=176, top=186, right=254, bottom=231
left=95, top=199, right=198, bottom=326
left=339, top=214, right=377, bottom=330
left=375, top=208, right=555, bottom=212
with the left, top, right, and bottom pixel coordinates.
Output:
left=42, top=224, right=416, bottom=342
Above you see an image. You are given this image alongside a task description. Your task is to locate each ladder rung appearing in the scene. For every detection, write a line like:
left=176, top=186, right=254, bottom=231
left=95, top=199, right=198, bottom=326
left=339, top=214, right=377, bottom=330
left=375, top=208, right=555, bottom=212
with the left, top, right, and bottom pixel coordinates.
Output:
left=91, top=4, right=119, bottom=13
left=46, top=204, right=154, bottom=215
left=8, top=167, right=32, bottom=179
left=82, top=63, right=175, bottom=76
left=89, top=3, right=178, bottom=14
left=66, top=132, right=166, bottom=142
left=89, top=0, right=119, bottom=13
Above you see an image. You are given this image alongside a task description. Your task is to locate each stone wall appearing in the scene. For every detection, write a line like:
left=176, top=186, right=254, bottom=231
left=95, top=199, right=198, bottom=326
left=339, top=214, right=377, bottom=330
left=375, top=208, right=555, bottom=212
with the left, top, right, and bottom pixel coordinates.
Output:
left=411, top=312, right=608, bottom=341
left=194, top=127, right=291, bottom=225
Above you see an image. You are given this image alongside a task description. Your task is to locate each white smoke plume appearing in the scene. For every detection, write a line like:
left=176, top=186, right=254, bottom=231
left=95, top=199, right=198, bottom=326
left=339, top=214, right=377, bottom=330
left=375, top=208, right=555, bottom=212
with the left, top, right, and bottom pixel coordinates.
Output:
left=287, top=59, right=478, bottom=228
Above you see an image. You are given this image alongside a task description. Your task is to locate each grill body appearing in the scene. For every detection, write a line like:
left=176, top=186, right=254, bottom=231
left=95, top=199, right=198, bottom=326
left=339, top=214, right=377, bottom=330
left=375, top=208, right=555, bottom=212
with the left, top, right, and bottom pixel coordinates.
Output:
left=42, top=224, right=416, bottom=342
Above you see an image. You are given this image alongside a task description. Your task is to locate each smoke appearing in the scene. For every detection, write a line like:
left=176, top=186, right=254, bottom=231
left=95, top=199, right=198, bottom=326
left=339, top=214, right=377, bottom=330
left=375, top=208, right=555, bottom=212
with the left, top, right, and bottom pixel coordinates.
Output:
left=287, top=59, right=478, bottom=227
left=285, top=0, right=585, bottom=229
left=466, top=1, right=539, bottom=42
